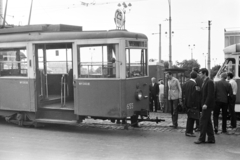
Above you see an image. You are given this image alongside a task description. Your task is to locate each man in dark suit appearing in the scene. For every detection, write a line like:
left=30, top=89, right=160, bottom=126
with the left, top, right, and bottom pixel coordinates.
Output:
left=149, top=77, right=159, bottom=112
left=194, top=68, right=215, bottom=144
left=192, top=67, right=203, bottom=131
left=214, top=72, right=233, bottom=134
left=183, top=71, right=200, bottom=137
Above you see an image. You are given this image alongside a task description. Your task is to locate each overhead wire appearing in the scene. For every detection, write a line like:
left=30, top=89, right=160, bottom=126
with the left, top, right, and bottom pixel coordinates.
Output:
left=3, top=0, right=232, bottom=31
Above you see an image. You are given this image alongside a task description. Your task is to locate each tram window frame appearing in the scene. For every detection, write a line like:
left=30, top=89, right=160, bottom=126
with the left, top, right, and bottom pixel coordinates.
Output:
left=219, top=58, right=236, bottom=76
left=37, top=43, right=72, bottom=74
left=126, top=48, right=148, bottom=78
left=0, top=47, right=28, bottom=77
left=78, top=44, right=118, bottom=78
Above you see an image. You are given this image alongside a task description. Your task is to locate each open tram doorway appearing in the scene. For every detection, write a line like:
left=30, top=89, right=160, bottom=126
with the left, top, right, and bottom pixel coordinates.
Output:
left=35, top=43, right=74, bottom=110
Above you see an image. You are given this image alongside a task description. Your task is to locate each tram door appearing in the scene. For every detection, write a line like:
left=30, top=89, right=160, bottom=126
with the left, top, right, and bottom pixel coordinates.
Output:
left=35, top=43, right=74, bottom=109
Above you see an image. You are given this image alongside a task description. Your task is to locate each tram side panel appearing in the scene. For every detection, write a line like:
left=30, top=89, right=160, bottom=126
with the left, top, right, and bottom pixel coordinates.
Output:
left=123, top=77, right=149, bottom=116
left=75, top=80, right=122, bottom=118
left=0, top=79, right=34, bottom=112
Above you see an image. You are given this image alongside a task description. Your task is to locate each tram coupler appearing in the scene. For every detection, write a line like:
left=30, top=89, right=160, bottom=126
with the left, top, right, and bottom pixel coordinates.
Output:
left=126, top=116, right=165, bottom=124
left=124, top=115, right=165, bottom=130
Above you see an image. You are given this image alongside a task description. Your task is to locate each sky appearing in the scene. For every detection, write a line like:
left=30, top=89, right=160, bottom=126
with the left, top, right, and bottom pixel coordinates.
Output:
left=1, top=0, right=240, bottom=68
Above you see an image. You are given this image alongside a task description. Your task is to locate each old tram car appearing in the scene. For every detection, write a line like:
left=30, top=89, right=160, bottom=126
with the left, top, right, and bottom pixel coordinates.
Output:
left=0, top=24, right=150, bottom=127
left=214, top=43, right=240, bottom=115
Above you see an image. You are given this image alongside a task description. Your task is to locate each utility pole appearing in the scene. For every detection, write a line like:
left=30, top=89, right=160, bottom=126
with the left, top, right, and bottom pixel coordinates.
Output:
left=0, top=0, right=2, bottom=25
left=208, top=20, right=211, bottom=77
left=2, top=0, right=8, bottom=28
left=168, top=0, right=172, bottom=68
left=28, top=0, right=33, bottom=25
left=159, top=24, right=161, bottom=63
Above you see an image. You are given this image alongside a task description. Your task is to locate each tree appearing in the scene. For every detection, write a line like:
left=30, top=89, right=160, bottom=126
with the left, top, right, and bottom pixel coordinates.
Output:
left=163, top=61, right=169, bottom=69
left=210, top=65, right=221, bottom=79
left=175, top=59, right=201, bottom=78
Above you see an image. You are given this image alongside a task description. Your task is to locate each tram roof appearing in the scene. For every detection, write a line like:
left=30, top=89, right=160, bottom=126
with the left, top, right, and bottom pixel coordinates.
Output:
left=0, top=24, right=147, bottom=43
left=223, top=43, right=240, bottom=53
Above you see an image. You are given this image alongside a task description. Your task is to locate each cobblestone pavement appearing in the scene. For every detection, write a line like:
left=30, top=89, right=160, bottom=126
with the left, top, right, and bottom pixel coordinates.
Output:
left=78, top=112, right=240, bottom=135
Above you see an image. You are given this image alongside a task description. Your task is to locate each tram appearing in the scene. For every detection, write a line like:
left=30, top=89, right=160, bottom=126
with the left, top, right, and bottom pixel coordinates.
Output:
left=0, top=24, right=152, bottom=127
left=214, top=43, right=240, bottom=114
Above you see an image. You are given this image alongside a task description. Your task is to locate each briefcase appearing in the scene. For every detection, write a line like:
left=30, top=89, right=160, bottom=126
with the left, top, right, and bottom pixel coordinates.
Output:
left=188, top=108, right=200, bottom=119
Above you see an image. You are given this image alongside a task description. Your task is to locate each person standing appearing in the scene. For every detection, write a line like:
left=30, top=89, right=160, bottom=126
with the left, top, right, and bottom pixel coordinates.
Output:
left=227, top=72, right=238, bottom=129
left=194, top=68, right=215, bottom=144
left=183, top=71, right=200, bottom=137
left=192, top=67, right=203, bottom=131
left=149, top=77, right=159, bottom=112
left=159, top=80, right=165, bottom=111
left=214, top=72, right=233, bottom=134
left=166, top=72, right=182, bottom=129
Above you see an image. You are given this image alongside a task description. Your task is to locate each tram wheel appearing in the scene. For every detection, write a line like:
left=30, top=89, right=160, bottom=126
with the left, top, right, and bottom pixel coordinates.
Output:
left=110, top=119, right=115, bottom=123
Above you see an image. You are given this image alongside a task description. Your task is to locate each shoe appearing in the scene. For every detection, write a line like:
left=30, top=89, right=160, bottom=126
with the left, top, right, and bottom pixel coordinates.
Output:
left=173, top=126, right=178, bottom=129
left=185, top=133, right=196, bottom=137
left=206, top=140, right=215, bottom=144
left=194, top=140, right=205, bottom=144
left=169, top=125, right=175, bottom=127
left=195, top=128, right=200, bottom=132
left=214, top=128, right=218, bottom=134
left=221, top=131, right=228, bottom=134
left=227, top=126, right=236, bottom=128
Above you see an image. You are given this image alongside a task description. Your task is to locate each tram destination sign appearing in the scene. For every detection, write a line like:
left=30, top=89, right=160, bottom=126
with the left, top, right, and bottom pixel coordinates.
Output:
left=127, top=41, right=147, bottom=47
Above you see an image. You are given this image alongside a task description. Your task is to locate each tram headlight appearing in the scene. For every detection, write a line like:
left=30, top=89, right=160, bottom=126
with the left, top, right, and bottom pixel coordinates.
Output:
left=135, top=89, right=143, bottom=101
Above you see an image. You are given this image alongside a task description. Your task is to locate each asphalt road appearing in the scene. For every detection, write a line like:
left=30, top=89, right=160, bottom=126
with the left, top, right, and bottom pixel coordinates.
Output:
left=0, top=117, right=240, bottom=160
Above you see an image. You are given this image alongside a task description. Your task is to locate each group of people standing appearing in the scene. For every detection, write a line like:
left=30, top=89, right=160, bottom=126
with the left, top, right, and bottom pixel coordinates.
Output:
left=183, top=68, right=237, bottom=144
left=149, top=77, right=164, bottom=112
left=149, top=67, right=238, bottom=145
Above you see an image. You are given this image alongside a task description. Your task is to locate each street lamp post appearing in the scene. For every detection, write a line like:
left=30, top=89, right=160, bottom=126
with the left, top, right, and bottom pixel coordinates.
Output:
left=168, top=0, right=172, bottom=68
left=212, top=58, right=217, bottom=66
left=203, top=53, right=207, bottom=68
left=188, top=44, right=195, bottom=59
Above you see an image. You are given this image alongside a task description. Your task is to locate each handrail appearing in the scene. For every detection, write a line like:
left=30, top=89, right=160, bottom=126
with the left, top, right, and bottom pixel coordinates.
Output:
left=61, top=74, right=66, bottom=107
left=45, top=73, right=48, bottom=98
left=61, top=75, right=64, bottom=106
left=63, top=75, right=66, bottom=106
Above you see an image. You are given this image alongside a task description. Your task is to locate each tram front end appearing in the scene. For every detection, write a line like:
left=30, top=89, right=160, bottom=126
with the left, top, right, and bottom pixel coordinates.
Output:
left=75, top=33, right=151, bottom=125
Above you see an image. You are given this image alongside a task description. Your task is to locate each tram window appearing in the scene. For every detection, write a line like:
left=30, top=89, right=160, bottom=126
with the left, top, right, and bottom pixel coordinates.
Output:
left=219, top=58, right=236, bottom=76
left=126, top=49, right=147, bottom=78
left=78, top=44, right=117, bottom=78
left=221, top=58, right=236, bottom=74
left=37, top=43, right=72, bottom=74
left=0, top=48, right=27, bottom=77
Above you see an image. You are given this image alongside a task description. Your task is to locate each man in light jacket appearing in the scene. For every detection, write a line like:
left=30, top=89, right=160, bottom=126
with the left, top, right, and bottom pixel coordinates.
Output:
left=166, top=72, right=182, bottom=129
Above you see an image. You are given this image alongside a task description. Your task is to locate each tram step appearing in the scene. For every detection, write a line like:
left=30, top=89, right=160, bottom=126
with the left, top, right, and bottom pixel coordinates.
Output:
left=35, top=119, right=77, bottom=125
left=36, top=108, right=77, bottom=121
left=41, top=99, right=61, bottom=105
